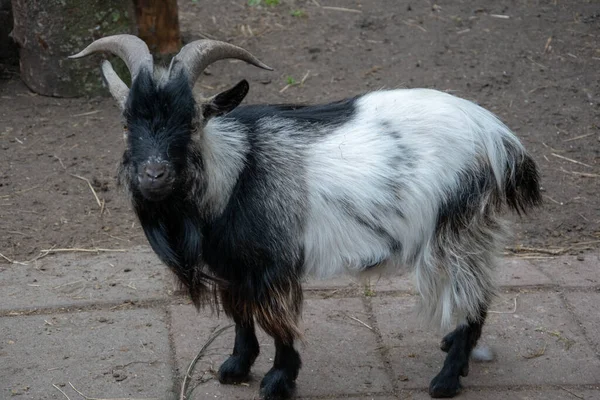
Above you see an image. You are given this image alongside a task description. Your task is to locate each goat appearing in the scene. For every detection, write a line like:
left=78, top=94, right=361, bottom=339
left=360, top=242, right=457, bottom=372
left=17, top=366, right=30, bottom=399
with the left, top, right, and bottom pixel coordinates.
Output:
left=70, top=35, right=541, bottom=399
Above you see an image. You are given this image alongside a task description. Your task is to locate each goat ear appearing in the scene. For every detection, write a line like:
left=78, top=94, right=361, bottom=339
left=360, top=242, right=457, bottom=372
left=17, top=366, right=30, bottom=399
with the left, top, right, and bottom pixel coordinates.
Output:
left=202, top=79, right=249, bottom=119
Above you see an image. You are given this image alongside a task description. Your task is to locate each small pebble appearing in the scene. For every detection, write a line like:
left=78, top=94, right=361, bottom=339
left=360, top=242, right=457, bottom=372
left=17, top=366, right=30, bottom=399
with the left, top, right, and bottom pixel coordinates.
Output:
left=577, top=255, right=585, bottom=261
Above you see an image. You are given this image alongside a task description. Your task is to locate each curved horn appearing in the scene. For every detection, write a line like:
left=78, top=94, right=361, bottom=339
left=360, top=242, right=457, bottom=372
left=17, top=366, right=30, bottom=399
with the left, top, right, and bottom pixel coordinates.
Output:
left=169, top=39, right=273, bottom=87
left=69, top=34, right=153, bottom=83
left=100, top=60, right=129, bottom=109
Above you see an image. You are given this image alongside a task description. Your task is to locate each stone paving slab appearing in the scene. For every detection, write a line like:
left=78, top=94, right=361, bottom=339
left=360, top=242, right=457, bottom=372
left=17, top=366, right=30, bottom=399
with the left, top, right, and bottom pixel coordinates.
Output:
left=304, top=274, right=417, bottom=297
left=304, top=257, right=554, bottom=296
left=171, top=298, right=392, bottom=399
left=496, top=258, right=553, bottom=287
left=564, top=292, right=600, bottom=354
left=303, top=396, right=401, bottom=400
left=406, top=388, right=600, bottom=399
left=373, top=291, right=600, bottom=391
left=0, top=308, right=174, bottom=400
left=0, top=247, right=172, bottom=312
left=532, top=252, right=600, bottom=287
left=2, top=251, right=599, bottom=400
left=303, top=275, right=359, bottom=291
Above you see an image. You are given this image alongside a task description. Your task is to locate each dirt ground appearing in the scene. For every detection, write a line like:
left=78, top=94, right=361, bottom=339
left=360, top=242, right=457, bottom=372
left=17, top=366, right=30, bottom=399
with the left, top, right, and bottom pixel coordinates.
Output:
left=1, top=0, right=598, bottom=263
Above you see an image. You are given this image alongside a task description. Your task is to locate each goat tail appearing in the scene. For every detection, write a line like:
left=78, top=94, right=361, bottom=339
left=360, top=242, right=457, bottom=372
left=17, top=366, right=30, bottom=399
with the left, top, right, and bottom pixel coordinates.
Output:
left=502, top=139, right=542, bottom=215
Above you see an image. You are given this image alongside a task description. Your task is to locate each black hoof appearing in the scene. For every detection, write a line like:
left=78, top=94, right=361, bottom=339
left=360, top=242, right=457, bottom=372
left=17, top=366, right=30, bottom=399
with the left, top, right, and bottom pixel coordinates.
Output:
left=218, top=355, right=252, bottom=384
left=429, top=373, right=462, bottom=398
left=260, top=368, right=296, bottom=400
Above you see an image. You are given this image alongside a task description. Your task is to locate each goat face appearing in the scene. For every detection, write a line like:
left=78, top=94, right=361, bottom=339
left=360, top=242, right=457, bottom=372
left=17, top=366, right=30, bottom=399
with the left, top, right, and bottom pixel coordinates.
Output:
left=121, top=69, right=197, bottom=202
left=120, top=70, right=254, bottom=203
left=69, top=34, right=271, bottom=203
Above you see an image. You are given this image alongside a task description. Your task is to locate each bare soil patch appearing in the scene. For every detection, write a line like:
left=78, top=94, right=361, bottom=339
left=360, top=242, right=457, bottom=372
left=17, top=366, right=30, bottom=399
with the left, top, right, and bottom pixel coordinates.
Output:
left=1, top=0, right=598, bottom=262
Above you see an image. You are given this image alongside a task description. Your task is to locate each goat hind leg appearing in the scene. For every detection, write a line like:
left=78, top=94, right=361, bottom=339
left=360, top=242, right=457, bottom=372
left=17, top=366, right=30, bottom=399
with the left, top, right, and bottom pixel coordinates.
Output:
left=429, top=307, right=487, bottom=398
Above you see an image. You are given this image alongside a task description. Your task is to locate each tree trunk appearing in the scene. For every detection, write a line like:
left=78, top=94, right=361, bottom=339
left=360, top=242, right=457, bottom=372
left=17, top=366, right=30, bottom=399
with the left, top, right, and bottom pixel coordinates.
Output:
left=11, top=0, right=136, bottom=97
left=0, top=0, right=17, bottom=66
left=134, top=0, right=181, bottom=55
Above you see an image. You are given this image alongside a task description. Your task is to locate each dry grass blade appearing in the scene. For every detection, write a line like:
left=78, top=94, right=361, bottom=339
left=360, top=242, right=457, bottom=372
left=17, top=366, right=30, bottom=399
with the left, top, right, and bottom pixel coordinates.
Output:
left=0, top=251, right=29, bottom=265
left=344, top=314, right=373, bottom=330
left=520, top=342, right=547, bottom=359
left=0, top=252, right=16, bottom=263
left=68, top=382, right=157, bottom=400
left=72, top=110, right=102, bottom=117
left=560, top=168, right=600, bottom=178
left=53, top=384, right=72, bottom=400
left=180, top=324, right=235, bottom=400
left=322, top=6, right=362, bottom=13
left=559, top=386, right=585, bottom=399
left=489, top=296, right=518, bottom=314
left=402, top=20, right=427, bottom=32
left=563, top=132, right=593, bottom=142
left=8, top=247, right=127, bottom=265
left=506, top=245, right=568, bottom=255
left=69, top=173, right=102, bottom=208
left=551, top=153, right=594, bottom=168
left=54, top=155, right=67, bottom=170
left=509, top=255, right=557, bottom=260
left=280, top=71, right=311, bottom=93
left=40, top=247, right=127, bottom=254
left=535, top=327, right=576, bottom=350
left=299, top=70, right=311, bottom=85
left=4, top=185, right=41, bottom=198
left=527, top=56, right=547, bottom=69
left=544, top=36, right=553, bottom=53
left=572, top=240, right=600, bottom=246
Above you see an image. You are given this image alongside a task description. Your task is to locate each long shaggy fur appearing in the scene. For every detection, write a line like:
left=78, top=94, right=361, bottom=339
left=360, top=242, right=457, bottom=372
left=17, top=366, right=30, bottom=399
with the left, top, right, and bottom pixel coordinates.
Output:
left=74, top=35, right=543, bottom=400
left=117, top=71, right=541, bottom=333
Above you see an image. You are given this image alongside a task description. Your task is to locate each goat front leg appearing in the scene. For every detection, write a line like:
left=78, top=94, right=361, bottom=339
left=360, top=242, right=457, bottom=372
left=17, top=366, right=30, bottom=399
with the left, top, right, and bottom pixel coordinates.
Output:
left=256, top=277, right=304, bottom=400
left=218, top=290, right=260, bottom=384
left=260, top=337, right=302, bottom=400
left=429, top=307, right=487, bottom=398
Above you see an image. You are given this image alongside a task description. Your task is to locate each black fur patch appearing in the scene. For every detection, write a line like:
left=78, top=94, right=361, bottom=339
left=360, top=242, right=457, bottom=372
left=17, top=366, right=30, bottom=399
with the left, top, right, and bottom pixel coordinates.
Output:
left=380, top=120, right=403, bottom=141
left=227, top=97, right=358, bottom=133
left=134, top=194, right=217, bottom=306
left=198, top=125, right=306, bottom=342
left=121, top=70, right=217, bottom=304
left=200, top=146, right=304, bottom=288
left=122, top=68, right=197, bottom=195
left=436, top=166, right=498, bottom=234
left=503, top=139, right=542, bottom=215
left=436, top=142, right=542, bottom=235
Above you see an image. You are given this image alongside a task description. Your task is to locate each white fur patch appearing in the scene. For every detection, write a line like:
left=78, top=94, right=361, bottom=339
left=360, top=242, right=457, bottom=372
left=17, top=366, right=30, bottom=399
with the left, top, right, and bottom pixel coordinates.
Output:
left=471, top=343, right=495, bottom=362
left=301, top=89, right=523, bottom=328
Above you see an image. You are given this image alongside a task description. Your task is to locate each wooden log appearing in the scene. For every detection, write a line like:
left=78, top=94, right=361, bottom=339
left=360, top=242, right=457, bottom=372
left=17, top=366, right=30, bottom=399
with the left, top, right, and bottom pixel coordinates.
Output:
left=134, top=0, right=181, bottom=55
left=11, top=0, right=136, bottom=97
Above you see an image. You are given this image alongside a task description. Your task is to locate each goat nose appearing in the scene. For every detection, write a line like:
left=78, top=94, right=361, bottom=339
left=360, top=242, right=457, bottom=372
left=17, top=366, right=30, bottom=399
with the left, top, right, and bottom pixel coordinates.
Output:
left=144, top=163, right=166, bottom=180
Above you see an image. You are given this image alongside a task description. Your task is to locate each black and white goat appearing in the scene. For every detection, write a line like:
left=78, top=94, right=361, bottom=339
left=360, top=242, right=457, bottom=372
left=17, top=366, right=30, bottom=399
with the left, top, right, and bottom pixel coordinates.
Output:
left=70, top=35, right=541, bottom=399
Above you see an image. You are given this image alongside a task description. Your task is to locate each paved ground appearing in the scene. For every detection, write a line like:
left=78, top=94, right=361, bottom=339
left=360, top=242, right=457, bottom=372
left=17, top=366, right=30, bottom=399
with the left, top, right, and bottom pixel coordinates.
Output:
left=1, top=247, right=599, bottom=400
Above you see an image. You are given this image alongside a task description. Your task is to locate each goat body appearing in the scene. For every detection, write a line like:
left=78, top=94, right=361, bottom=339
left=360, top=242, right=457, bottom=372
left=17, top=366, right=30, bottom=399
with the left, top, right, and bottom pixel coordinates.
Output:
left=71, top=35, right=541, bottom=399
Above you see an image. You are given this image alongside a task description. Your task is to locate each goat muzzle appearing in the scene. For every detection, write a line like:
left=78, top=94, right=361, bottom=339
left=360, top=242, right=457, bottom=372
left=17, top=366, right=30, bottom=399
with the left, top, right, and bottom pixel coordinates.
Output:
left=138, top=161, right=174, bottom=202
